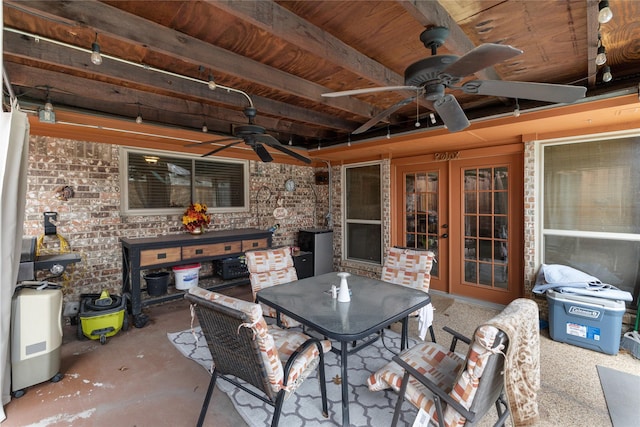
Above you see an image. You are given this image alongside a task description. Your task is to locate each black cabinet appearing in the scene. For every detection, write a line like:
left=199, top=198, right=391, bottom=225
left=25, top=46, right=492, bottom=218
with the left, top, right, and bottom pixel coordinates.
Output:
left=292, top=251, right=313, bottom=279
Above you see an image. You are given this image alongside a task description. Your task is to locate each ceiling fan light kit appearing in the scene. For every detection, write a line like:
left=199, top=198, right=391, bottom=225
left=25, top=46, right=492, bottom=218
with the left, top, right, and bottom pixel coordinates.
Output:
left=322, top=26, right=587, bottom=135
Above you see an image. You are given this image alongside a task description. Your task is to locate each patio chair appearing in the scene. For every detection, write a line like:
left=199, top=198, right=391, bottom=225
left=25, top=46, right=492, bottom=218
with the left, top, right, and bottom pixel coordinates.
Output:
left=368, top=298, right=540, bottom=427
left=381, top=246, right=436, bottom=344
left=245, top=246, right=301, bottom=328
left=185, top=287, right=330, bottom=427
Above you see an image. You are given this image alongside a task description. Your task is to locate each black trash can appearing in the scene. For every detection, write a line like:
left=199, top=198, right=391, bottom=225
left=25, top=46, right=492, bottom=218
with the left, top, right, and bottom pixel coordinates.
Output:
left=144, top=272, right=170, bottom=296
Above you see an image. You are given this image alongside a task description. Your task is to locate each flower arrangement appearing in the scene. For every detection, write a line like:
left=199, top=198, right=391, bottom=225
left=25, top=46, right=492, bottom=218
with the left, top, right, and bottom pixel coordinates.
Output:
left=182, top=203, right=211, bottom=233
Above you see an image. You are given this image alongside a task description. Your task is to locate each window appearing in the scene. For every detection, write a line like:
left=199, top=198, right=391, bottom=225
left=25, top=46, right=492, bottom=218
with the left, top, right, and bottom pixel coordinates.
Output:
left=121, top=148, right=249, bottom=215
left=344, top=162, right=382, bottom=264
left=540, top=133, right=640, bottom=305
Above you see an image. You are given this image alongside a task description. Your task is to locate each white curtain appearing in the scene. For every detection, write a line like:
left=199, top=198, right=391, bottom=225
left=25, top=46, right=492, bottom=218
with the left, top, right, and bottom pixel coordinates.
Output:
left=0, top=104, right=30, bottom=421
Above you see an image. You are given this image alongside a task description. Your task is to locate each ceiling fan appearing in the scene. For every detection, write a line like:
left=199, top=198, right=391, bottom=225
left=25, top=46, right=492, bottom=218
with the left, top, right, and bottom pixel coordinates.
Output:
left=322, top=26, right=587, bottom=133
left=187, top=107, right=311, bottom=164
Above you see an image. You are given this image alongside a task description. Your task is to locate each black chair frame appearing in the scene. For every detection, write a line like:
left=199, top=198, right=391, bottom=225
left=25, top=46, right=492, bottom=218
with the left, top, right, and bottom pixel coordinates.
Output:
left=186, top=294, right=328, bottom=427
left=391, top=326, right=510, bottom=427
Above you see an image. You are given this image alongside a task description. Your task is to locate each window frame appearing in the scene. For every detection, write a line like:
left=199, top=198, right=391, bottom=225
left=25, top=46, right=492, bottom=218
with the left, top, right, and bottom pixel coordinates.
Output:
left=535, top=129, right=640, bottom=303
left=342, top=161, right=383, bottom=265
left=120, top=147, right=250, bottom=216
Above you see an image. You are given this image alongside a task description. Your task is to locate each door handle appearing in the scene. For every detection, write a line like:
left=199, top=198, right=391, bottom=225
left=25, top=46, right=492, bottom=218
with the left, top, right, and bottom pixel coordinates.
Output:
left=441, top=233, right=448, bottom=238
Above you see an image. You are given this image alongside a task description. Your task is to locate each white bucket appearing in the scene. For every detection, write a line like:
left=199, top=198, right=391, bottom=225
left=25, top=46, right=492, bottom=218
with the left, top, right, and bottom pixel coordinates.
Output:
left=172, top=263, right=201, bottom=290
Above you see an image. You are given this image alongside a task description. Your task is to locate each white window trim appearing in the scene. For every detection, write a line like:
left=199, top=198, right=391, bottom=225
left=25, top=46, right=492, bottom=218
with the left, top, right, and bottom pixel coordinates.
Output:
left=342, top=160, right=383, bottom=265
left=120, top=146, right=250, bottom=216
left=534, top=128, right=640, bottom=267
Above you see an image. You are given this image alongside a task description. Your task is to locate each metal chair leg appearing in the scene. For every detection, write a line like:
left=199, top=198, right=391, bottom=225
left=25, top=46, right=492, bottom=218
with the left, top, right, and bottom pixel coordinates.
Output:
left=271, top=390, right=286, bottom=427
left=197, top=370, right=218, bottom=427
left=318, top=351, right=329, bottom=418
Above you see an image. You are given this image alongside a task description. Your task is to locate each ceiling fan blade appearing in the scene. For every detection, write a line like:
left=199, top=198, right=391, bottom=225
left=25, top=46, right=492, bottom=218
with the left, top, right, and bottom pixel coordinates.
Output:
left=254, top=134, right=281, bottom=145
left=442, top=43, right=523, bottom=78
left=352, top=95, right=418, bottom=134
left=253, top=144, right=273, bottom=163
left=201, top=140, right=243, bottom=157
left=322, top=85, right=419, bottom=98
left=185, top=136, right=238, bottom=147
left=461, top=80, right=586, bottom=103
left=269, top=144, right=312, bottom=164
left=433, top=94, right=470, bottom=133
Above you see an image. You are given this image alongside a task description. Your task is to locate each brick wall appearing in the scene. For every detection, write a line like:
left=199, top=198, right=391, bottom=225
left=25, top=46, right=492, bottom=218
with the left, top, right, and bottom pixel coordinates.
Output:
left=24, top=136, right=324, bottom=303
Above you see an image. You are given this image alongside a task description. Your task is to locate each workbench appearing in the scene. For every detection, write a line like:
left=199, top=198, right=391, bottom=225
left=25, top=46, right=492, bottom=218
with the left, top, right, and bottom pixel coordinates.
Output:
left=120, top=228, right=271, bottom=327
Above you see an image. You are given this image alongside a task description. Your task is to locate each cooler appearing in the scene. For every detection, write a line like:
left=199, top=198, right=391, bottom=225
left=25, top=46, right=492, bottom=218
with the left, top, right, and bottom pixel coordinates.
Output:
left=547, top=289, right=625, bottom=355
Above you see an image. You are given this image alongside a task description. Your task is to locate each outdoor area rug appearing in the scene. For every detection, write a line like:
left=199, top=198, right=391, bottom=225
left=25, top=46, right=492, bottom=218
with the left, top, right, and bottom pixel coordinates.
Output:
left=168, top=326, right=419, bottom=426
left=596, top=365, right=640, bottom=427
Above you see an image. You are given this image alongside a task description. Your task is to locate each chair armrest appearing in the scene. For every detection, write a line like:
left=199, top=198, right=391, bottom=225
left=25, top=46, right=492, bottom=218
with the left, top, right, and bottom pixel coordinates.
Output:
left=392, top=355, right=477, bottom=424
left=442, top=326, right=471, bottom=352
left=281, top=337, right=325, bottom=387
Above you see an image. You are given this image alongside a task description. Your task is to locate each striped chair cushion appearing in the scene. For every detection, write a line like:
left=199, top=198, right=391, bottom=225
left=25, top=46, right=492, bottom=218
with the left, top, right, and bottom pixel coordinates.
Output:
left=245, top=247, right=301, bottom=328
left=367, top=324, right=503, bottom=427
left=188, top=287, right=329, bottom=395
left=381, top=247, right=435, bottom=293
left=245, top=247, right=295, bottom=274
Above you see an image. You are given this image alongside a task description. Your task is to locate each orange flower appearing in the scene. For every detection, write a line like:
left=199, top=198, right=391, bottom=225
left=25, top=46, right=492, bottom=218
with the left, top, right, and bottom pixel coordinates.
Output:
left=182, top=203, right=211, bottom=232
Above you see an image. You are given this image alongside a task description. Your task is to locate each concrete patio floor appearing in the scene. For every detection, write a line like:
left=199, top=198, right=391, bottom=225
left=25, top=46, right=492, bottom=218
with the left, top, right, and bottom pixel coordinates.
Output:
left=2, top=284, right=638, bottom=426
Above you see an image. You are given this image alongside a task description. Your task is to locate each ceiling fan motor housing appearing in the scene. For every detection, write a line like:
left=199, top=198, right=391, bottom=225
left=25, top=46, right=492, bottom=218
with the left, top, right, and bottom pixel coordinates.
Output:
left=404, top=55, right=461, bottom=88
left=233, top=124, right=265, bottom=137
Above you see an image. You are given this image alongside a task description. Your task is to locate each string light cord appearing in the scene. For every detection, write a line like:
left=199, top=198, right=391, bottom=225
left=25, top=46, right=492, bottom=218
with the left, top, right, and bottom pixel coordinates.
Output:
left=4, top=27, right=255, bottom=107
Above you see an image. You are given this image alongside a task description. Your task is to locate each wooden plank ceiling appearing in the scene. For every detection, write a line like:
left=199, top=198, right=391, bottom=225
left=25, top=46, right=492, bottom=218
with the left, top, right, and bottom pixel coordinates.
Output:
left=3, top=0, right=640, bottom=164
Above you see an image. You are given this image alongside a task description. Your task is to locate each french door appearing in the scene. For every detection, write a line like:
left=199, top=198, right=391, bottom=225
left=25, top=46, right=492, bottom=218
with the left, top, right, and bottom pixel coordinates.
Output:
left=394, top=151, right=523, bottom=304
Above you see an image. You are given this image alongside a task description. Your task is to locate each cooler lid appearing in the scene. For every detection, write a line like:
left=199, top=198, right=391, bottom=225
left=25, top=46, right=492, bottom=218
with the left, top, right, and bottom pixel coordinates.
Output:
left=546, top=289, right=626, bottom=309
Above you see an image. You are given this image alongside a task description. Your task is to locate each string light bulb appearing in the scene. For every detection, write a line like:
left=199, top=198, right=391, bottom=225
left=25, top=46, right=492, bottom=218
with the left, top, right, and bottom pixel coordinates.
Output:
left=598, top=1, right=613, bottom=24
left=90, top=33, right=102, bottom=65
left=207, top=74, right=217, bottom=90
left=386, top=125, right=390, bottom=139
left=414, top=89, right=421, bottom=127
left=602, top=65, right=613, bottom=83
left=288, top=136, right=293, bottom=146
left=135, top=103, right=143, bottom=124
left=429, top=113, right=436, bottom=124
left=513, top=99, right=521, bottom=117
left=595, top=45, right=607, bottom=66
left=202, top=123, right=208, bottom=133
left=44, top=89, right=54, bottom=112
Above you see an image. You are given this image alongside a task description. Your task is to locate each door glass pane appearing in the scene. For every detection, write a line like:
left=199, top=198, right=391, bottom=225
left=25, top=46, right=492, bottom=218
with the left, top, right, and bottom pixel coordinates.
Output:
left=478, top=192, right=492, bottom=214
left=465, top=260, right=477, bottom=282
left=404, top=170, right=439, bottom=277
left=479, top=216, right=492, bottom=238
left=463, top=166, right=510, bottom=289
left=478, top=263, right=492, bottom=285
left=464, top=192, right=476, bottom=214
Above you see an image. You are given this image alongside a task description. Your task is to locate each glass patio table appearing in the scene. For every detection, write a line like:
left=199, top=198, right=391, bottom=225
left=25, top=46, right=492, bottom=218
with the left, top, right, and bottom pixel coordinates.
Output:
left=256, top=272, right=431, bottom=427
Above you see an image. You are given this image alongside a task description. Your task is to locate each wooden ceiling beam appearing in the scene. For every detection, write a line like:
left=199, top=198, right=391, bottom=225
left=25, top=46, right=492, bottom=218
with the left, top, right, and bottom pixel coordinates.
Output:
left=398, top=0, right=501, bottom=81
left=6, top=0, right=381, bottom=119
left=586, top=0, right=600, bottom=88
left=209, top=0, right=403, bottom=88
left=3, top=30, right=357, bottom=134
left=6, top=63, right=336, bottom=140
